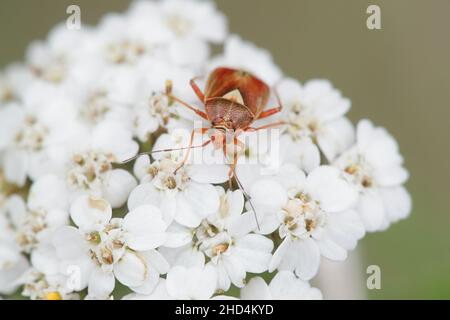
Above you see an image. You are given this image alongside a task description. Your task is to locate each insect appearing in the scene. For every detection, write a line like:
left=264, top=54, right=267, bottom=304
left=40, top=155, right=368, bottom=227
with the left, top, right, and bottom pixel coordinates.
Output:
left=127, top=67, right=285, bottom=227
left=166, top=67, right=284, bottom=172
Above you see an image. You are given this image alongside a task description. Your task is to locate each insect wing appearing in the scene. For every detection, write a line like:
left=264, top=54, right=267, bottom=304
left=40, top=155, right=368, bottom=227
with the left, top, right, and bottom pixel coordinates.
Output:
left=205, top=67, right=270, bottom=117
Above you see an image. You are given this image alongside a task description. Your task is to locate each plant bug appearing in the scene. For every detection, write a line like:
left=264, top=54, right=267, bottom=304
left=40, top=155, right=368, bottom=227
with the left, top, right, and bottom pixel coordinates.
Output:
left=126, top=67, right=285, bottom=228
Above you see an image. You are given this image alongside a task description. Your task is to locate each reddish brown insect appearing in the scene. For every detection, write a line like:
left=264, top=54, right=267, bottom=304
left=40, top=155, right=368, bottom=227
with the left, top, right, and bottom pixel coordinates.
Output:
left=126, top=67, right=285, bottom=228
left=166, top=67, right=284, bottom=175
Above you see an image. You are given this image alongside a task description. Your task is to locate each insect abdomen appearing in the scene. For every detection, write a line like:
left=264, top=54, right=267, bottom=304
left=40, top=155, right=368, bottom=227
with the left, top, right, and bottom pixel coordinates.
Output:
left=205, top=98, right=254, bottom=130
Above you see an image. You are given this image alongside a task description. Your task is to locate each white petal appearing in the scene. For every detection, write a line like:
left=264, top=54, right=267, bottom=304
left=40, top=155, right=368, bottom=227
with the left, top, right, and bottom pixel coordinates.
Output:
left=4, top=195, right=27, bottom=227
left=144, top=250, right=170, bottom=275
left=291, top=238, right=321, bottom=281
left=250, top=179, right=287, bottom=210
left=0, top=252, right=29, bottom=295
left=327, top=210, right=365, bottom=249
left=123, top=279, right=171, bottom=300
left=269, top=271, right=322, bottom=300
left=51, top=226, right=87, bottom=261
left=281, top=136, right=320, bottom=173
left=133, top=155, right=151, bottom=180
left=28, top=175, right=68, bottom=211
left=164, top=224, right=192, bottom=248
left=223, top=256, right=246, bottom=288
left=233, top=234, right=273, bottom=273
left=228, top=211, right=258, bottom=238
left=88, top=269, right=115, bottom=298
left=188, top=164, right=229, bottom=184
left=92, top=122, right=139, bottom=162
left=174, top=193, right=201, bottom=228
left=114, top=250, right=147, bottom=288
left=269, top=236, right=291, bottom=272
left=123, top=205, right=167, bottom=251
left=31, top=244, right=59, bottom=275
left=127, top=183, right=160, bottom=210
left=70, top=195, right=112, bottom=231
left=4, top=149, right=28, bottom=187
left=318, top=236, right=347, bottom=261
left=0, top=104, right=24, bottom=149
left=166, top=265, right=217, bottom=299
left=240, top=277, right=271, bottom=300
left=357, top=190, right=385, bottom=232
left=160, top=245, right=205, bottom=269
left=184, top=182, right=220, bottom=217
left=306, top=166, right=358, bottom=212
left=102, top=169, right=137, bottom=208
left=380, top=186, right=412, bottom=223
left=373, top=165, right=409, bottom=187
left=129, top=269, right=159, bottom=295
left=318, top=117, right=355, bottom=161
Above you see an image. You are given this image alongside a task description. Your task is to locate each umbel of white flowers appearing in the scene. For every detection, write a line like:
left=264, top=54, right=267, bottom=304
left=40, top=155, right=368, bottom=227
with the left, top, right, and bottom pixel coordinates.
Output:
left=0, top=0, right=411, bottom=300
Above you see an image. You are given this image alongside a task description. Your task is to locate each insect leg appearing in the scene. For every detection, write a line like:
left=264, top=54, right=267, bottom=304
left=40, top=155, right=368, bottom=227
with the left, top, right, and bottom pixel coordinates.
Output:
left=165, top=80, right=208, bottom=120
left=247, top=121, right=286, bottom=132
left=174, top=127, right=210, bottom=173
left=257, top=107, right=282, bottom=120
left=190, top=78, right=205, bottom=103
left=119, top=142, right=211, bottom=164
left=257, top=88, right=284, bottom=120
left=227, top=137, right=261, bottom=230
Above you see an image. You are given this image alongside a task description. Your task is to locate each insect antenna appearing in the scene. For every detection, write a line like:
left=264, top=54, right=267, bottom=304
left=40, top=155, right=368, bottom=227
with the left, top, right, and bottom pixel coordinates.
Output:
left=233, top=170, right=261, bottom=231
left=120, top=140, right=211, bottom=164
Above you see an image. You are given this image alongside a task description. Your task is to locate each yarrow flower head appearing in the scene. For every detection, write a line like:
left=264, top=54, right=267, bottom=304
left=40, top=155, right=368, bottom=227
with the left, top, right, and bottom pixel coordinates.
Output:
left=0, top=0, right=411, bottom=300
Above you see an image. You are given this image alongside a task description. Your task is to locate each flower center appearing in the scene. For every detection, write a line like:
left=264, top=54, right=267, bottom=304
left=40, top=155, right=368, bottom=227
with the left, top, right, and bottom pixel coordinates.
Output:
left=86, top=222, right=125, bottom=268
left=148, top=93, right=175, bottom=125
left=16, top=210, right=48, bottom=253
left=166, top=14, right=192, bottom=36
left=193, top=221, right=233, bottom=263
left=68, top=151, right=115, bottom=191
left=14, top=116, right=48, bottom=152
left=342, top=155, right=375, bottom=189
left=0, top=82, right=13, bottom=102
left=148, top=158, right=190, bottom=192
left=30, top=58, right=66, bottom=83
left=286, top=101, right=320, bottom=141
left=106, top=41, right=145, bottom=64
left=22, top=270, right=68, bottom=300
left=280, top=191, right=326, bottom=239
left=81, top=91, right=111, bottom=125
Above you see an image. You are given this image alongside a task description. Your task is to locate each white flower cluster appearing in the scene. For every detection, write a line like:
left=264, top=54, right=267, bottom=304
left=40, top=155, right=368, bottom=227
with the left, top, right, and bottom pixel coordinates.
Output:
left=0, top=0, right=411, bottom=300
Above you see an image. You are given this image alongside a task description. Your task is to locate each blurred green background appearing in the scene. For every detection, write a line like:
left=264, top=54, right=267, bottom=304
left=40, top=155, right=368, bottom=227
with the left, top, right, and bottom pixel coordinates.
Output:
left=0, top=0, right=449, bottom=299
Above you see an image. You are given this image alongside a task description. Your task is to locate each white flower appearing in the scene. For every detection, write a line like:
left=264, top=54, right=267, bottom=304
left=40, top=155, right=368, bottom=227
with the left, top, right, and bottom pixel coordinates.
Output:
left=0, top=64, right=33, bottom=104
left=0, top=0, right=412, bottom=301
left=241, top=271, right=322, bottom=300
left=0, top=101, right=82, bottom=186
left=0, top=242, right=29, bottom=295
left=17, top=268, right=79, bottom=300
left=128, top=0, right=227, bottom=44
left=2, top=175, right=69, bottom=253
left=0, top=174, right=69, bottom=295
left=210, top=35, right=282, bottom=86
left=132, top=93, right=180, bottom=142
left=65, top=122, right=138, bottom=208
left=129, top=130, right=228, bottom=227
left=334, top=119, right=411, bottom=232
left=279, top=78, right=355, bottom=162
left=161, top=187, right=273, bottom=291
left=51, top=195, right=169, bottom=298
left=166, top=265, right=217, bottom=299
left=250, top=165, right=364, bottom=280
left=0, top=178, right=30, bottom=295
left=123, top=265, right=218, bottom=300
